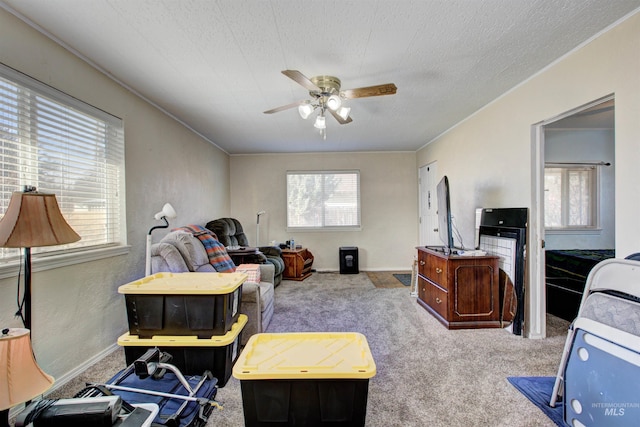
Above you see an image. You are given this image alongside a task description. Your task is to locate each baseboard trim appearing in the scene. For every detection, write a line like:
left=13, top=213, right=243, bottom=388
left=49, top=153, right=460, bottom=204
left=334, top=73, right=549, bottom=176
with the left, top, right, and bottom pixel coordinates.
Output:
left=46, top=343, right=121, bottom=396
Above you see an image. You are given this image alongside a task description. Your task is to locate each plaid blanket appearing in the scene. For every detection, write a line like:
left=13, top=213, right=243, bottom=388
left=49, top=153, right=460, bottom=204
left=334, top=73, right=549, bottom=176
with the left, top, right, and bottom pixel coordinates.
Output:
left=175, top=224, right=236, bottom=273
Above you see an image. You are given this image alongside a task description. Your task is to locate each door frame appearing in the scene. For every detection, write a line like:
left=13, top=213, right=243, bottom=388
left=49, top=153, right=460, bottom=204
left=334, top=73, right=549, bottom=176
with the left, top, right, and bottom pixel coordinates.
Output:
left=529, top=94, right=614, bottom=339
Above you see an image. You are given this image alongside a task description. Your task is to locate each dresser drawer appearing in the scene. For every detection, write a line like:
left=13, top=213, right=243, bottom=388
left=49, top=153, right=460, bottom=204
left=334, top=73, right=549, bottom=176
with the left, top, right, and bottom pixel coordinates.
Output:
left=422, top=255, right=448, bottom=288
left=417, top=250, right=429, bottom=277
left=419, top=276, right=448, bottom=320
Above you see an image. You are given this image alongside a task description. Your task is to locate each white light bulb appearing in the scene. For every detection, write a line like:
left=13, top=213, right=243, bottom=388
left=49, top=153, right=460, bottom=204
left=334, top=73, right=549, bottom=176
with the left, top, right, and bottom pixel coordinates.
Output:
left=326, top=94, right=341, bottom=111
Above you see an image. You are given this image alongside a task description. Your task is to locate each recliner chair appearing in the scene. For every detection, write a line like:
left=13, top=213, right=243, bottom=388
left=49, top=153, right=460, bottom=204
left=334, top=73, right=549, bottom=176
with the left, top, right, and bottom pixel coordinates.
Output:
left=206, top=217, right=285, bottom=287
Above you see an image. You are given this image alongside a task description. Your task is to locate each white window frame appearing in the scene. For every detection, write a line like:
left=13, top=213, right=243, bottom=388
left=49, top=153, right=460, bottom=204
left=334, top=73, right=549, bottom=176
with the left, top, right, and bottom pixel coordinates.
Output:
left=286, top=170, right=361, bottom=231
left=544, top=164, right=600, bottom=233
left=0, top=63, right=128, bottom=278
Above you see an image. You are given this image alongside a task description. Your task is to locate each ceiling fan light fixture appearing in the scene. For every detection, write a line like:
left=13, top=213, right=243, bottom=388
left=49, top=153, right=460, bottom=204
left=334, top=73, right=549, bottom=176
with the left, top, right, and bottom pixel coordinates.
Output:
left=326, top=94, right=341, bottom=111
left=298, top=102, right=313, bottom=119
left=337, top=106, right=351, bottom=121
left=314, top=114, right=326, bottom=130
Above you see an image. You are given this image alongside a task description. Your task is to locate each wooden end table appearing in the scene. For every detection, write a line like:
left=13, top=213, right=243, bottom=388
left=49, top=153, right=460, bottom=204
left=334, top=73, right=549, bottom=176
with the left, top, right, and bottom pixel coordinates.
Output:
left=281, top=248, right=314, bottom=281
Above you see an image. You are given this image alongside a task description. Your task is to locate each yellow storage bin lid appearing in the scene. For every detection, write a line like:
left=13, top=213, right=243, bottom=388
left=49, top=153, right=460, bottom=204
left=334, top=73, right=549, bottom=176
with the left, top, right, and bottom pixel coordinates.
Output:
left=118, top=272, right=247, bottom=295
left=233, top=332, right=376, bottom=380
left=118, top=314, right=247, bottom=347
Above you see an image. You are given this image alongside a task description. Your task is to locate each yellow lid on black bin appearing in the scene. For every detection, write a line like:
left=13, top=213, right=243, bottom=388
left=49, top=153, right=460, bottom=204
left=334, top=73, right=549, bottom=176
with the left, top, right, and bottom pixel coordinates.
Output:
left=233, top=332, right=376, bottom=380
left=118, top=272, right=247, bottom=295
left=118, top=314, right=248, bottom=347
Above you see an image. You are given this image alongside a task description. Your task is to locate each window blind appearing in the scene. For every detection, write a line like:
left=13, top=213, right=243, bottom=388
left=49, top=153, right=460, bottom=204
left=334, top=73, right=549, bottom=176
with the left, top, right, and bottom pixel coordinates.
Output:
left=0, top=64, right=125, bottom=260
left=287, top=171, right=360, bottom=229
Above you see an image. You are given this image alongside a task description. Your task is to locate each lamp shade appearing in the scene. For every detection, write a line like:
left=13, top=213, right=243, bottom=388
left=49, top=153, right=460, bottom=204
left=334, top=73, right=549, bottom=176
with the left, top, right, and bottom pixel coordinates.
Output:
left=337, top=106, right=351, bottom=121
left=0, top=328, right=54, bottom=410
left=314, top=115, right=326, bottom=129
left=0, top=191, right=80, bottom=248
left=153, top=203, right=177, bottom=221
left=298, top=102, right=313, bottom=119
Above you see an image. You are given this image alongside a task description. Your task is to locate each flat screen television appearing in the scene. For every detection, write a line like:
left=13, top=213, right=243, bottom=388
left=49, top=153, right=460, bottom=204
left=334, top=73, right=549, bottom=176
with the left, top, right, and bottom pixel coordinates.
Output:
left=437, top=175, right=454, bottom=252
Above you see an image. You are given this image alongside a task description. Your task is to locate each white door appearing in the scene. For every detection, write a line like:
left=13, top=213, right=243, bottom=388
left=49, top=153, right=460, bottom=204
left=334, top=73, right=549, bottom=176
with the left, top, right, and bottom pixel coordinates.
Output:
left=419, top=162, right=440, bottom=246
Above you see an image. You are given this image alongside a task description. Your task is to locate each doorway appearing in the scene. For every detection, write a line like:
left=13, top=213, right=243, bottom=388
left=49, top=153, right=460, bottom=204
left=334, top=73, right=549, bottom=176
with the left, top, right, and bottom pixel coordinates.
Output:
left=530, top=95, right=615, bottom=338
left=419, top=162, right=439, bottom=246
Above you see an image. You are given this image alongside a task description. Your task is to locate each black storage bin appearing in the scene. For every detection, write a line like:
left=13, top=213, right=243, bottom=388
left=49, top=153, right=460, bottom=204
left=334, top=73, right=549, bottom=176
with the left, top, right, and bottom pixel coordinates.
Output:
left=118, top=314, right=246, bottom=387
left=339, top=247, right=359, bottom=274
left=118, top=272, right=245, bottom=339
left=232, top=332, right=376, bottom=427
left=240, top=378, right=370, bottom=426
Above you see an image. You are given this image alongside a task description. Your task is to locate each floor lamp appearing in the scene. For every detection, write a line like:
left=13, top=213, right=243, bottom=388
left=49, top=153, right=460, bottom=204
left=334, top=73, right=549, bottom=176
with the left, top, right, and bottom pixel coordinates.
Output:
left=145, top=203, right=177, bottom=277
left=256, top=210, right=265, bottom=247
left=0, top=188, right=80, bottom=330
left=0, top=188, right=78, bottom=427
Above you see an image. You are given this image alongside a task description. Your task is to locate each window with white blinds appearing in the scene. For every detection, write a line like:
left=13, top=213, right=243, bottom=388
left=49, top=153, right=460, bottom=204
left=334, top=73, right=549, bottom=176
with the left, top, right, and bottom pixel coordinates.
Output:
left=287, top=171, right=360, bottom=229
left=0, top=64, right=125, bottom=260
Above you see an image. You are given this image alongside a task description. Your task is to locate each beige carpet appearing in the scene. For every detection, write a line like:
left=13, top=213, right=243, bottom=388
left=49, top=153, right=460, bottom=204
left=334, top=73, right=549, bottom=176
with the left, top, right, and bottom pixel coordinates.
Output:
left=38, top=272, right=568, bottom=426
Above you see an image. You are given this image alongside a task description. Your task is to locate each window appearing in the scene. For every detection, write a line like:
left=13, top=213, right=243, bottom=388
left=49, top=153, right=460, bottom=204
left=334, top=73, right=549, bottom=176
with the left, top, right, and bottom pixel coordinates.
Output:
left=544, top=165, right=598, bottom=230
left=0, top=64, right=125, bottom=261
left=287, top=171, right=360, bottom=229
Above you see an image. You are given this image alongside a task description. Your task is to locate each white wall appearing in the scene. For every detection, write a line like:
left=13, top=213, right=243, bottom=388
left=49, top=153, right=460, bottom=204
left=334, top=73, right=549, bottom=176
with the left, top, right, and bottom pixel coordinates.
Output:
left=544, top=129, right=615, bottom=250
left=417, top=12, right=640, bottom=335
left=0, top=9, right=231, bottom=381
left=230, top=152, right=418, bottom=271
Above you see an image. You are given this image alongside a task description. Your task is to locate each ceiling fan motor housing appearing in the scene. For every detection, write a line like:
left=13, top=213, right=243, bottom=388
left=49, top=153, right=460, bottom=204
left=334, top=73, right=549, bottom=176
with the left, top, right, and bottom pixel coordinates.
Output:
left=310, top=75, right=342, bottom=97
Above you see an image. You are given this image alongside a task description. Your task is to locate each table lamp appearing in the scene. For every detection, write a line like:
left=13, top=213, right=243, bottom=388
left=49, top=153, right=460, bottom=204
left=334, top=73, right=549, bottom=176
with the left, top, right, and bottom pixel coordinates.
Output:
left=0, top=188, right=81, bottom=330
left=0, top=328, right=55, bottom=427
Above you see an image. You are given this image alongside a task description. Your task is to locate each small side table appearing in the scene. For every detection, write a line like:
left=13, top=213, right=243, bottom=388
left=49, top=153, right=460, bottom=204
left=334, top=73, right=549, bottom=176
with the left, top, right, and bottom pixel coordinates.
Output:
left=226, top=247, right=260, bottom=265
left=281, top=248, right=314, bottom=281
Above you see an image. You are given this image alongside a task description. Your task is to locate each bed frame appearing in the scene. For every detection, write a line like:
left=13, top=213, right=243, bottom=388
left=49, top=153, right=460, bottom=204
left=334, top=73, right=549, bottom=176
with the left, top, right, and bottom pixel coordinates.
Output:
left=545, top=249, right=615, bottom=321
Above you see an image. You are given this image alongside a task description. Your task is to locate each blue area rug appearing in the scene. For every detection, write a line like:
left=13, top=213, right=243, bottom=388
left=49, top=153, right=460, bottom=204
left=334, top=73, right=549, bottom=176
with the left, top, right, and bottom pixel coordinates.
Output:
left=508, top=376, right=566, bottom=427
left=392, top=273, right=412, bottom=286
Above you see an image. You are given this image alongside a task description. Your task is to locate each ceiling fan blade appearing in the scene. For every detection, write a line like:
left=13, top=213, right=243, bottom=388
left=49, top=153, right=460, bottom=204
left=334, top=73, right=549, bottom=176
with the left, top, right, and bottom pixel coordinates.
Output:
left=341, top=83, right=397, bottom=99
left=263, top=101, right=305, bottom=114
left=329, top=108, right=353, bottom=125
left=282, top=70, right=321, bottom=92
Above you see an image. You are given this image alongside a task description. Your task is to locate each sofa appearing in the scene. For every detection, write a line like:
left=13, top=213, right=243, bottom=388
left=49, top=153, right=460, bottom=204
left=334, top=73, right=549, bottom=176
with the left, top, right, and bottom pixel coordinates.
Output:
left=206, top=217, right=285, bottom=287
left=150, top=230, right=274, bottom=345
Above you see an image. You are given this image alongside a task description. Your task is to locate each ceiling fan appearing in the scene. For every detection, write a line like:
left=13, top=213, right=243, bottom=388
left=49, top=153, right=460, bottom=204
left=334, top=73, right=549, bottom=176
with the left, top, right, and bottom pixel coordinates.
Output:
left=264, top=70, right=397, bottom=137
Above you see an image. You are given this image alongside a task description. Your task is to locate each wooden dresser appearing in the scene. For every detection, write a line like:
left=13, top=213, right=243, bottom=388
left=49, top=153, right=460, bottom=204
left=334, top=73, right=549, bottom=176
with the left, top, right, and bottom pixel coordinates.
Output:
left=416, top=246, right=502, bottom=329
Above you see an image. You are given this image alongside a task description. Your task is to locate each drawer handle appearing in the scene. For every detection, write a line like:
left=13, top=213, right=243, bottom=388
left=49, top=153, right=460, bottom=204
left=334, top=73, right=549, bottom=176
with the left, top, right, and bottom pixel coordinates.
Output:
left=435, top=297, right=442, bottom=304
left=419, top=260, right=425, bottom=266
left=435, top=267, right=443, bottom=274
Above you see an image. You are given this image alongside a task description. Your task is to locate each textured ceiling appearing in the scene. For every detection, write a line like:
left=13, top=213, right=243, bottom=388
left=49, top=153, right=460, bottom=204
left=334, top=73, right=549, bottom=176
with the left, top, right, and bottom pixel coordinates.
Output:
left=1, top=1, right=637, bottom=154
